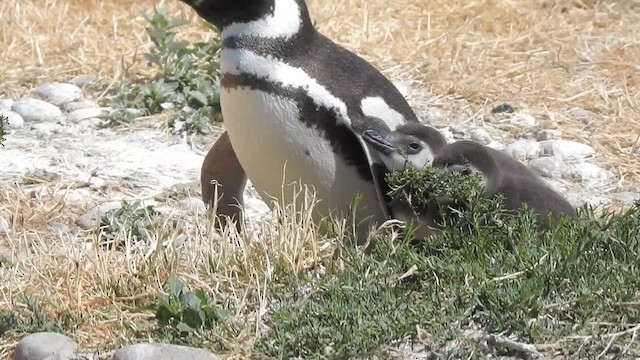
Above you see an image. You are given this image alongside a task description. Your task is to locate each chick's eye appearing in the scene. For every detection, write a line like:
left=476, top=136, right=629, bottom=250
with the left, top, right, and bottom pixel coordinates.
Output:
left=408, top=142, right=420, bottom=150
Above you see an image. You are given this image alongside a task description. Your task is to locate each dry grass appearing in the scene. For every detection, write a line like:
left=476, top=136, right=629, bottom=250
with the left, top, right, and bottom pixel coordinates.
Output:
left=1, top=0, right=640, bottom=357
left=0, top=182, right=344, bottom=358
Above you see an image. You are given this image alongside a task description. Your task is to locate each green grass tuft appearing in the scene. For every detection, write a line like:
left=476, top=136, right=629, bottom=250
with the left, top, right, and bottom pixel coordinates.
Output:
left=256, top=167, right=640, bottom=358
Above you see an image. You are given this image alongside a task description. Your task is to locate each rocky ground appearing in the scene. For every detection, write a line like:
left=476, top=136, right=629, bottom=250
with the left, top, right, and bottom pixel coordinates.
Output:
left=1, top=80, right=639, bottom=359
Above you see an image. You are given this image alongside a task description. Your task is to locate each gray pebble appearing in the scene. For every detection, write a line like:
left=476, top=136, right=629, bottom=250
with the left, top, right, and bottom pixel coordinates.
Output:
left=125, top=108, right=146, bottom=118
left=33, top=82, right=83, bottom=106
left=61, top=99, right=99, bottom=113
left=536, top=129, right=562, bottom=141
left=469, top=128, right=492, bottom=145
left=529, top=156, right=566, bottom=178
left=505, top=139, right=540, bottom=161
left=112, top=343, right=219, bottom=360
left=509, top=111, right=537, bottom=127
left=66, top=108, right=110, bottom=122
left=12, top=97, right=63, bottom=123
left=77, top=118, right=104, bottom=130
left=567, top=107, right=594, bottom=119
left=14, top=332, right=78, bottom=360
left=539, top=140, right=596, bottom=161
left=0, top=109, right=25, bottom=129
left=0, top=98, right=14, bottom=110
left=563, top=162, right=613, bottom=184
left=70, top=75, right=101, bottom=88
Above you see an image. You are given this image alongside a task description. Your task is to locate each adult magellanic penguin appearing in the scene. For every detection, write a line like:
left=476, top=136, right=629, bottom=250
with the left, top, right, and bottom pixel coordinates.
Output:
left=179, top=0, right=421, bottom=243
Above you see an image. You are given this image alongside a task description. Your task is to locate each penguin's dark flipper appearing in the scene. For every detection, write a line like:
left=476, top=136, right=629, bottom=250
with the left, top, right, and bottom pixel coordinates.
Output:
left=201, top=130, right=248, bottom=232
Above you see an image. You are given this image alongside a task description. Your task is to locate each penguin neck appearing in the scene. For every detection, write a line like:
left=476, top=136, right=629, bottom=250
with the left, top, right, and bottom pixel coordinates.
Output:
left=219, top=0, right=315, bottom=44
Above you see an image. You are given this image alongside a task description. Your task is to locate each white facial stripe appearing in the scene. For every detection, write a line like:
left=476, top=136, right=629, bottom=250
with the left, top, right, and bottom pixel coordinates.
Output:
left=221, top=0, right=302, bottom=40
left=359, top=96, right=406, bottom=130
left=406, top=145, right=435, bottom=168
left=221, top=48, right=350, bottom=126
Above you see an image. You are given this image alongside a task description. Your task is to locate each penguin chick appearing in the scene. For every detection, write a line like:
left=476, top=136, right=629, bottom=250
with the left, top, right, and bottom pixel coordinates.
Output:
left=362, top=122, right=448, bottom=237
left=362, top=122, right=447, bottom=172
left=432, top=140, right=577, bottom=227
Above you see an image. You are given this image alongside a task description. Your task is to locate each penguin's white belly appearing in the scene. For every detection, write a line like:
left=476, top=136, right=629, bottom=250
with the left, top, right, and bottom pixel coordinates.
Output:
left=220, top=88, right=385, bottom=222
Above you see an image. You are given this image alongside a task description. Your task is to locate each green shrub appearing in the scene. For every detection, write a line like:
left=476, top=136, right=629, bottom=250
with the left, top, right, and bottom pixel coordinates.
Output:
left=106, top=8, right=222, bottom=135
left=257, top=167, right=640, bottom=358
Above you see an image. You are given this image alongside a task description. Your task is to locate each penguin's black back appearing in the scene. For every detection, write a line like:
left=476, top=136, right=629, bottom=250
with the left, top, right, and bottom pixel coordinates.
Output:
left=223, top=29, right=419, bottom=124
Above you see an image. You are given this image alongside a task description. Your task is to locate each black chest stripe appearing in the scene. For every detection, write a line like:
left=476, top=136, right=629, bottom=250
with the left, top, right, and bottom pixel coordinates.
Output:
left=221, top=73, right=373, bottom=182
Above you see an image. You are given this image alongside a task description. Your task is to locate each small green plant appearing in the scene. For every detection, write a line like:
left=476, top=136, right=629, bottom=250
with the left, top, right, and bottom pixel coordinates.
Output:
left=98, top=200, right=160, bottom=249
left=0, top=114, right=8, bottom=146
left=155, top=276, right=230, bottom=335
left=106, top=8, right=222, bottom=135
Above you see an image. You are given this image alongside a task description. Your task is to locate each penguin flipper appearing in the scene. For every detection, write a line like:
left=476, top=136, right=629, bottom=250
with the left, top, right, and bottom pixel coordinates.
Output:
left=201, top=130, right=248, bottom=232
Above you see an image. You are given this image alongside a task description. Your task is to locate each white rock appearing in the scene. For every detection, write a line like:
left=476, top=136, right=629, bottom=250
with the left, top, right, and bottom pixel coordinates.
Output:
left=539, top=140, right=596, bottom=161
left=529, top=157, right=566, bottom=178
left=12, top=97, right=63, bottom=123
left=509, top=111, right=537, bottom=127
left=0, top=98, right=13, bottom=110
left=505, top=139, right=540, bottom=161
left=15, top=332, right=78, bottom=360
left=0, top=109, right=25, bottom=129
left=563, top=162, right=613, bottom=184
left=469, top=128, right=492, bottom=145
left=61, top=99, right=99, bottom=112
left=536, top=129, right=562, bottom=141
left=66, top=108, right=110, bottom=122
left=112, top=343, right=219, bottom=360
left=88, top=177, right=106, bottom=190
left=160, top=102, right=175, bottom=111
left=33, top=82, right=83, bottom=105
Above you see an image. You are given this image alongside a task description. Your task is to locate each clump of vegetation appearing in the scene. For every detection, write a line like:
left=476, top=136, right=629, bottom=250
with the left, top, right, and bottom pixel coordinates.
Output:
left=106, top=8, right=222, bottom=135
left=256, top=167, right=640, bottom=358
left=98, top=200, right=160, bottom=249
left=155, top=276, right=230, bottom=334
left=0, top=114, right=8, bottom=146
left=150, top=276, right=233, bottom=349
